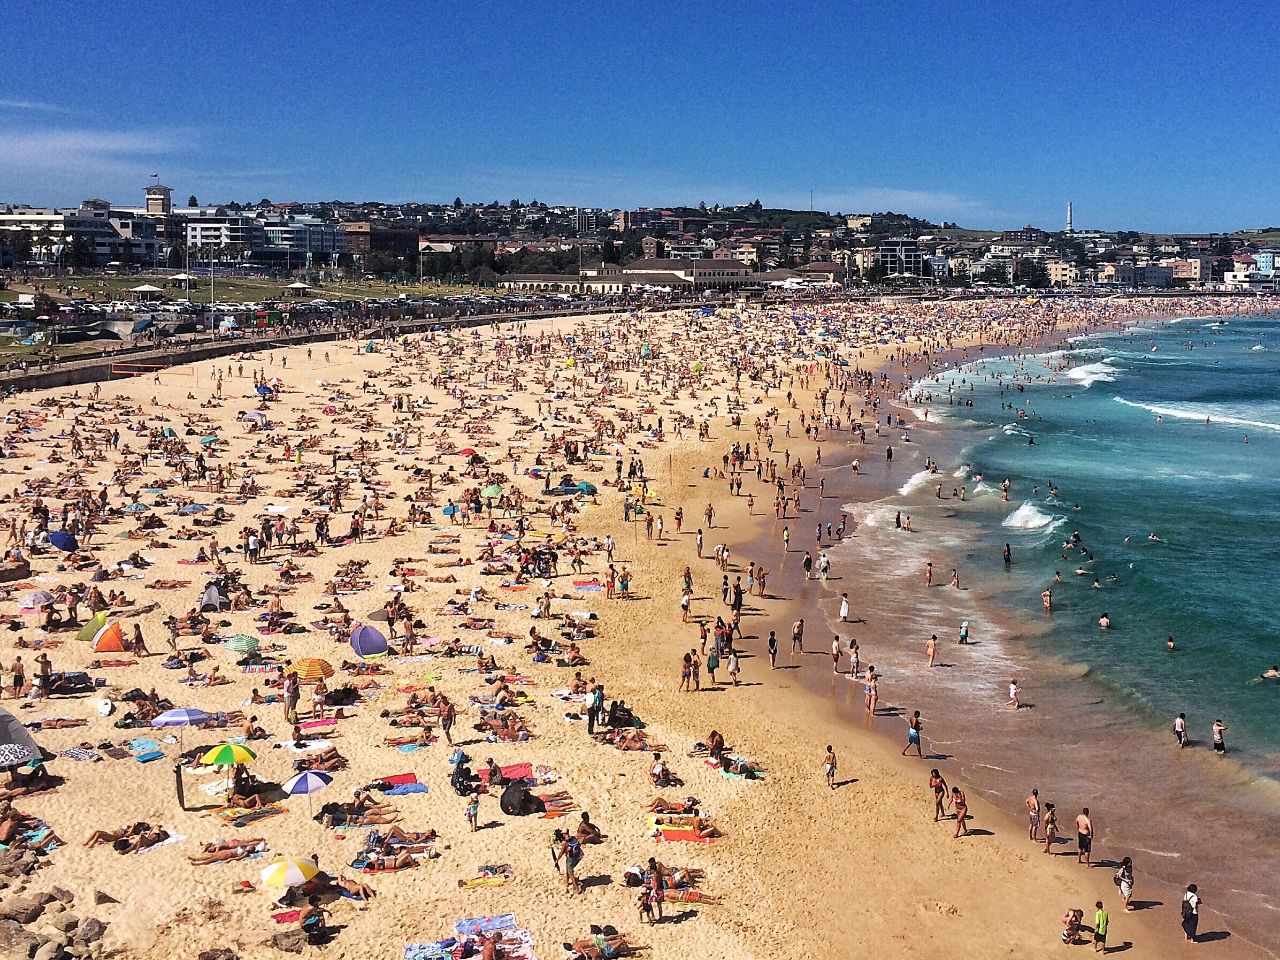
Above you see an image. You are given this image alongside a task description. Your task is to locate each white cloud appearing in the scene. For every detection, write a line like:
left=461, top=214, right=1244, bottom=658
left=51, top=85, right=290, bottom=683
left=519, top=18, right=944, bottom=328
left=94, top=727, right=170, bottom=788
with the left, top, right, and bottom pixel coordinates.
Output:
left=0, top=99, right=69, bottom=113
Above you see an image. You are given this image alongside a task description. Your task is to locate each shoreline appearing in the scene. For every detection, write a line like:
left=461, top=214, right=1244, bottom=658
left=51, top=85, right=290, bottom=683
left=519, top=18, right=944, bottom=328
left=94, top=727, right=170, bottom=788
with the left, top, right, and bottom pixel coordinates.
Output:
left=796, top=314, right=1277, bottom=956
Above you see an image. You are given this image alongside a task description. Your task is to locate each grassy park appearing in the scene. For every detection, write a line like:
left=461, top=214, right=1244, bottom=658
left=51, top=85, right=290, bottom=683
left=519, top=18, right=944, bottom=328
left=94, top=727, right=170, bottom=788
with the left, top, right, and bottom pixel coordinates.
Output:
left=2, top=274, right=500, bottom=307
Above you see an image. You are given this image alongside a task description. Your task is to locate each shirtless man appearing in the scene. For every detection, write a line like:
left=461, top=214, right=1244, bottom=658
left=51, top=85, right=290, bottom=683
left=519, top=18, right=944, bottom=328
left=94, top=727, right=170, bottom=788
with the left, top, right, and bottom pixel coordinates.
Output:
left=1076, top=807, right=1093, bottom=864
left=1026, top=788, right=1041, bottom=841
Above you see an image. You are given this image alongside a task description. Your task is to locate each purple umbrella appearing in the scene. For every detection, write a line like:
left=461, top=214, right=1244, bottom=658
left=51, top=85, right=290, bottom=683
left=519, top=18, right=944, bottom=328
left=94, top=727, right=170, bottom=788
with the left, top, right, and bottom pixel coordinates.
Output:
left=349, top=624, right=388, bottom=659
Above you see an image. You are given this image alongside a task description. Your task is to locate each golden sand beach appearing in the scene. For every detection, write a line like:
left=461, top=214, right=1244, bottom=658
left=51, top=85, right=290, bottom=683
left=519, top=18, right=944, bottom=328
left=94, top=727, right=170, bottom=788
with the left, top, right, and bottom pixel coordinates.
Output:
left=0, top=299, right=1256, bottom=960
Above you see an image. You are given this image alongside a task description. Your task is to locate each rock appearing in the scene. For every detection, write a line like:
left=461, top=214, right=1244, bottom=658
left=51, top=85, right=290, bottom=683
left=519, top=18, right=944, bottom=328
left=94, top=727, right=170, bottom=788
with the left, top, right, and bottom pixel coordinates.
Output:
left=48, top=890, right=73, bottom=908
left=0, top=894, right=46, bottom=924
left=90, top=892, right=116, bottom=907
left=33, top=941, right=64, bottom=960
left=0, top=918, right=39, bottom=958
left=32, top=893, right=57, bottom=907
left=73, top=919, right=105, bottom=945
left=43, top=902, right=64, bottom=915
left=197, top=950, right=239, bottom=960
left=50, top=914, right=78, bottom=934
left=270, top=930, right=306, bottom=953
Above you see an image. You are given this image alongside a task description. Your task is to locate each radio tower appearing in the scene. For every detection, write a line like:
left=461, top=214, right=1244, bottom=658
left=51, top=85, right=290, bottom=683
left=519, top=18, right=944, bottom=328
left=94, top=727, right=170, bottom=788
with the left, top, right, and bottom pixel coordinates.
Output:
left=1066, top=201, right=1073, bottom=234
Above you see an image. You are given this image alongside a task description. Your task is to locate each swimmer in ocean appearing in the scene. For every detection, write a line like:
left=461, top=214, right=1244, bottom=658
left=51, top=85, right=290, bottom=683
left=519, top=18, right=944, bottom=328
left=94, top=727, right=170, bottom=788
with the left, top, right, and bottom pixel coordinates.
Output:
left=1098, top=612, right=1112, bottom=629
left=1261, top=665, right=1280, bottom=680
left=1166, top=636, right=1176, bottom=651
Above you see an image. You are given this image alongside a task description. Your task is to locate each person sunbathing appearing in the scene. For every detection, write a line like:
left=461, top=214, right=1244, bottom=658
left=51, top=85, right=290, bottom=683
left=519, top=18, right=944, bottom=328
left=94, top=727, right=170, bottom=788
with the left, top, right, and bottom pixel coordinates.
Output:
left=116, top=824, right=170, bottom=853
left=188, top=838, right=268, bottom=864
left=362, top=842, right=415, bottom=870
left=595, top=728, right=665, bottom=752
left=646, top=796, right=701, bottom=815
left=379, top=825, right=438, bottom=847
left=228, top=789, right=264, bottom=810
left=562, top=643, right=589, bottom=666
left=653, top=815, right=722, bottom=839
left=296, top=748, right=346, bottom=772
left=565, top=934, right=637, bottom=960
left=27, top=717, right=87, bottom=730
left=576, top=812, right=606, bottom=844
left=384, top=729, right=434, bottom=748
left=334, top=874, right=376, bottom=900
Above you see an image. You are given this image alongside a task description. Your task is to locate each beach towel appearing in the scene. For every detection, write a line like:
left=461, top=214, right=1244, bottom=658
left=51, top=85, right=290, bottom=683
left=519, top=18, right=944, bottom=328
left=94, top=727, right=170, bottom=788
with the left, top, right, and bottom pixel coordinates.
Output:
left=61, top=747, right=98, bottom=761
left=272, top=910, right=301, bottom=925
left=374, top=772, right=418, bottom=787
left=135, top=750, right=165, bottom=763
left=198, top=778, right=233, bottom=797
left=137, top=832, right=186, bottom=854
left=396, top=743, right=429, bottom=753
left=453, top=914, right=518, bottom=937
left=458, top=865, right=512, bottom=890
left=384, top=782, right=428, bottom=796
left=127, top=737, right=160, bottom=753
left=278, top=738, right=332, bottom=754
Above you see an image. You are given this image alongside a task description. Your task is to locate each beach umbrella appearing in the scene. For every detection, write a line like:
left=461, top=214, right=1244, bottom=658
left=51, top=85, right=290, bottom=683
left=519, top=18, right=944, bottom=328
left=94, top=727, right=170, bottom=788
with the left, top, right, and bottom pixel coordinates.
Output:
left=0, top=708, right=43, bottom=770
left=457, top=447, right=477, bottom=457
left=200, top=743, right=257, bottom=767
left=152, top=707, right=209, bottom=747
left=225, top=634, right=259, bottom=654
left=199, top=436, right=218, bottom=445
left=288, top=658, right=334, bottom=681
left=349, top=624, right=388, bottom=659
left=153, top=708, right=210, bottom=728
left=76, top=611, right=109, bottom=642
left=481, top=484, right=503, bottom=499
left=282, top=771, right=332, bottom=815
left=49, top=530, right=78, bottom=552
left=260, top=856, right=319, bottom=889
left=200, top=584, right=229, bottom=612
left=576, top=481, right=598, bottom=495
left=123, top=502, right=150, bottom=514
left=19, top=591, right=54, bottom=610
left=162, top=427, right=178, bottom=439
left=256, top=385, right=273, bottom=397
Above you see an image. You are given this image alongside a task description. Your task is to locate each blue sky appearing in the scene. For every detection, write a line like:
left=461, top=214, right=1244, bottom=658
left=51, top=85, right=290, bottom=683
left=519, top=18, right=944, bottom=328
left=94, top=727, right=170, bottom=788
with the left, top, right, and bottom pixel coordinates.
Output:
left=2, top=1, right=1275, bottom=231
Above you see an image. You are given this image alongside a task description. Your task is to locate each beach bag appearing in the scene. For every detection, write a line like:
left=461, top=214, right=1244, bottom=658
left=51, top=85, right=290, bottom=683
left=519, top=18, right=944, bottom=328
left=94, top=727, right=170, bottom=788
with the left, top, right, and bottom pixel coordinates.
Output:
left=1181, top=897, right=1194, bottom=920
left=1113, top=872, right=1122, bottom=887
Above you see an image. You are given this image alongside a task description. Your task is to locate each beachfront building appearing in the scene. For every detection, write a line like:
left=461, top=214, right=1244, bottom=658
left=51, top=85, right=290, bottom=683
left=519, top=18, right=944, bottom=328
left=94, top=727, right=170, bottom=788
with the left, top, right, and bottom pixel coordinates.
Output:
left=182, top=208, right=267, bottom=254
left=1164, top=257, right=1214, bottom=284
left=1046, top=260, right=1081, bottom=286
left=344, top=221, right=419, bottom=256
left=877, top=237, right=923, bottom=276
left=0, top=201, right=160, bottom=266
left=259, top=216, right=347, bottom=266
left=1222, top=269, right=1280, bottom=292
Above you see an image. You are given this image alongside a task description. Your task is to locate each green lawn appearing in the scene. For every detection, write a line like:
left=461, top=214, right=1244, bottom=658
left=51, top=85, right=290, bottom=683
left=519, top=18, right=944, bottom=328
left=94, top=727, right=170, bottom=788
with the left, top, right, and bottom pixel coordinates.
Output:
left=30, top=274, right=502, bottom=306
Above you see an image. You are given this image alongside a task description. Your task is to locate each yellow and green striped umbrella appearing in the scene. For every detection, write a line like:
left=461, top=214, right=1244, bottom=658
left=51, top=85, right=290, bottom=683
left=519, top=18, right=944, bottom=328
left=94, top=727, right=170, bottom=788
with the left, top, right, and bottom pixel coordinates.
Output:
left=200, top=743, right=257, bottom=767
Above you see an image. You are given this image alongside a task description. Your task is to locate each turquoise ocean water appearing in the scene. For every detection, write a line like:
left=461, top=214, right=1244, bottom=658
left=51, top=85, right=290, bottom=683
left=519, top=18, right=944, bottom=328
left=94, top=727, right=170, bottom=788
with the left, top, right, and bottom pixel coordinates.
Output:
left=917, top=312, right=1280, bottom=769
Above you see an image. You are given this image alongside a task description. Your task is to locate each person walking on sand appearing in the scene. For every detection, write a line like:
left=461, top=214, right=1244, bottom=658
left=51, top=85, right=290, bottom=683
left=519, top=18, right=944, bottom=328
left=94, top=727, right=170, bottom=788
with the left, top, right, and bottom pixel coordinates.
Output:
left=1212, top=718, right=1227, bottom=755
left=831, top=636, right=841, bottom=674
left=839, top=593, right=849, bottom=622
left=901, top=710, right=923, bottom=758
left=1076, top=807, right=1094, bottom=865
left=1007, top=678, right=1021, bottom=710
left=727, top=649, right=741, bottom=686
left=1115, top=856, right=1134, bottom=911
left=925, top=633, right=937, bottom=668
left=1181, top=883, right=1201, bottom=942
left=824, top=745, right=837, bottom=789
left=1026, top=788, right=1041, bottom=841
left=1174, top=712, right=1188, bottom=748
left=766, top=631, right=778, bottom=669
left=791, top=618, right=804, bottom=654
left=950, top=786, right=970, bottom=837
left=930, top=769, right=948, bottom=821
